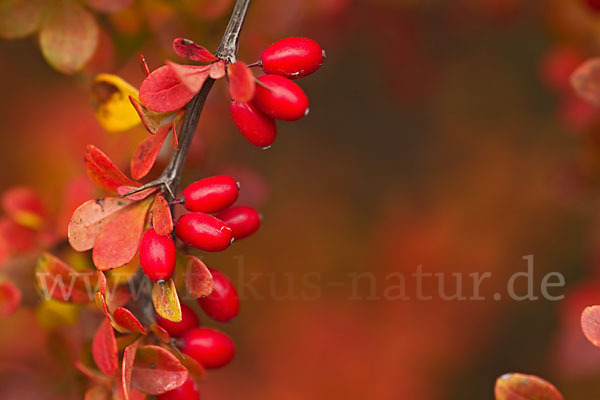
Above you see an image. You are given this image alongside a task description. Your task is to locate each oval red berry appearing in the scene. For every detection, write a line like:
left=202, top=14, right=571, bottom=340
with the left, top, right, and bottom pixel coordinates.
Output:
left=253, top=74, right=309, bottom=121
left=175, top=212, right=232, bottom=252
left=230, top=101, right=277, bottom=147
left=156, top=302, right=199, bottom=337
left=179, top=327, right=235, bottom=369
left=217, top=206, right=260, bottom=240
left=139, top=228, right=176, bottom=283
left=157, top=376, right=200, bottom=400
left=261, top=37, right=324, bottom=79
left=198, top=268, right=239, bottom=322
left=183, top=176, right=239, bottom=213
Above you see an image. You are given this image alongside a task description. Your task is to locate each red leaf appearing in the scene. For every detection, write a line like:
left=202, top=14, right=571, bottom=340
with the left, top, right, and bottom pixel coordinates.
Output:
left=571, top=58, right=600, bottom=106
left=0, top=217, right=36, bottom=258
left=2, top=186, right=46, bottom=229
left=152, top=194, right=173, bottom=235
left=227, top=61, right=255, bottom=102
left=0, top=280, right=21, bottom=316
left=494, top=373, right=563, bottom=400
left=172, top=38, right=218, bottom=62
left=85, top=145, right=137, bottom=193
left=122, top=338, right=142, bottom=400
left=167, top=61, right=211, bottom=93
left=68, top=197, right=134, bottom=252
left=56, top=176, right=94, bottom=237
left=75, top=361, right=113, bottom=387
left=581, top=306, right=600, bottom=347
left=210, top=60, right=226, bottom=79
left=92, top=319, right=118, bottom=376
left=117, top=186, right=159, bottom=201
left=130, top=124, right=170, bottom=181
left=131, top=345, right=188, bottom=394
left=35, top=252, right=96, bottom=304
left=150, top=324, right=171, bottom=343
left=185, top=256, right=214, bottom=298
left=129, top=96, right=176, bottom=134
left=139, top=65, right=195, bottom=113
left=85, top=0, right=133, bottom=13
left=92, top=198, right=152, bottom=271
left=114, top=307, right=146, bottom=334
left=177, top=351, right=206, bottom=380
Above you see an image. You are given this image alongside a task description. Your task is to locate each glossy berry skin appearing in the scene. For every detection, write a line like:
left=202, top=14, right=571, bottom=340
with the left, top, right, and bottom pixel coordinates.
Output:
left=183, top=176, right=239, bottom=213
left=156, top=303, right=199, bottom=337
left=198, top=268, right=239, bottom=322
left=157, top=377, right=200, bottom=400
left=179, top=327, right=235, bottom=369
left=217, top=206, right=260, bottom=240
left=261, top=37, right=324, bottom=79
left=139, top=228, right=176, bottom=283
left=253, top=75, right=309, bottom=121
left=230, top=101, right=277, bottom=147
left=175, top=212, right=232, bottom=252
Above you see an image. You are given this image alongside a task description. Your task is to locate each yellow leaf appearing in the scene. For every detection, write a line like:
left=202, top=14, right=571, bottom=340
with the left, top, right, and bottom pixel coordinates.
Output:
left=36, top=299, right=80, bottom=330
left=93, top=73, right=141, bottom=132
left=152, top=280, right=181, bottom=322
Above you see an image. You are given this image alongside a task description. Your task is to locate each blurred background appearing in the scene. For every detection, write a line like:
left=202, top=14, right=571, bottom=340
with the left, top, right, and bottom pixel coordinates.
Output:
left=3, top=0, right=600, bottom=398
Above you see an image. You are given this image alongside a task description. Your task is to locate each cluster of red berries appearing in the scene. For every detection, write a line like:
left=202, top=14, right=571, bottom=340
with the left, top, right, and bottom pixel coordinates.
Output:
left=139, top=175, right=260, bottom=284
left=230, top=37, right=325, bottom=148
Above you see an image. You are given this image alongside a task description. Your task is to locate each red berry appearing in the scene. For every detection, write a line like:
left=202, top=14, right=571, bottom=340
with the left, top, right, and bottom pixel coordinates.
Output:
left=217, top=206, right=260, bottom=240
left=252, top=75, right=309, bottom=121
left=156, top=303, right=199, bottom=337
left=261, top=37, right=324, bottom=79
left=183, top=176, right=239, bottom=213
left=175, top=212, right=232, bottom=252
left=157, top=377, right=200, bottom=400
left=198, top=268, right=239, bottom=322
left=179, top=327, right=235, bottom=369
left=139, top=228, right=176, bottom=283
left=230, top=101, right=277, bottom=147
left=586, top=0, right=600, bottom=12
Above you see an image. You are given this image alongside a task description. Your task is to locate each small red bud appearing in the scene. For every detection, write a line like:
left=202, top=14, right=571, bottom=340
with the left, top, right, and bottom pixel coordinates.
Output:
left=253, top=74, right=309, bottom=121
left=156, top=303, right=199, bottom=337
left=175, top=212, right=232, bottom=252
left=198, top=268, right=239, bottom=322
left=183, top=176, right=239, bottom=213
left=261, top=37, right=324, bottom=79
left=230, top=101, right=277, bottom=147
left=179, top=327, right=235, bottom=369
left=139, top=228, right=176, bottom=283
left=217, top=206, right=260, bottom=240
left=157, top=377, right=200, bottom=400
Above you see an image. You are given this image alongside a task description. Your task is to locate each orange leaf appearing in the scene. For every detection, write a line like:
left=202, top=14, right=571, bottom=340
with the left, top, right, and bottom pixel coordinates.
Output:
left=177, top=351, right=206, bottom=380
left=92, top=319, right=118, bottom=376
left=131, top=345, right=188, bottom=394
left=129, top=96, right=175, bottom=134
left=152, top=280, right=182, bottom=322
left=130, top=124, right=170, bottom=181
left=139, top=65, right=195, bottom=113
left=93, top=198, right=152, bottom=270
left=150, top=324, right=171, bottom=344
left=84, top=385, right=111, bottom=400
left=0, top=280, right=21, bottom=316
left=167, top=61, right=211, bottom=93
left=0, top=0, right=46, bottom=39
left=85, top=145, right=137, bottom=193
left=227, top=61, right=255, bottom=102
left=494, top=373, right=563, bottom=400
left=35, top=252, right=96, bottom=304
left=113, top=307, right=146, bottom=334
left=1, top=186, right=46, bottom=229
left=185, top=256, right=214, bottom=298
left=152, top=194, right=173, bottom=235
left=172, top=38, right=218, bottom=62
left=75, top=361, right=113, bottom=387
left=122, top=337, right=142, bottom=400
left=571, top=58, right=600, bottom=107
left=39, top=0, right=99, bottom=74
left=85, top=0, right=133, bottom=13
left=68, top=197, right=134, bottom=252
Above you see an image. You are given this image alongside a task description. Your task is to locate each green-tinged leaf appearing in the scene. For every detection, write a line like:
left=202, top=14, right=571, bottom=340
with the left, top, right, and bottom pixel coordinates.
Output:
left=131, top=345, right=188, bottom=394
left=0, top=0, right=45, bottom=39
left=85, top=145, right=137, bottom=193
left=130, top=124, right=170, bottom=181
left=113, top=307, right=146, bottom=334
left=495, top=373, right=563, bottom=400
left=92, top=319, right=118, bottom=376
left=93, top=74, right=141, bottom=132
left=35, top=253, right=96, bottom=304
left=68, top=197, right=134, bottom=252
left=185, top=256, right=213, bottom=298
left=151, top=194, right=173, bottom=235
left=122, top=337, right=142, bottom=400
left=39, top=0, right=99, bottom=74
left=0, top=280, right=21, bottom=316
left=152, top=280, right=181, bottom=322
left=92, top=198, right=152, bottom=271
left=227, top=61, right=255, bottom=102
